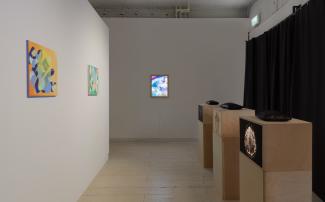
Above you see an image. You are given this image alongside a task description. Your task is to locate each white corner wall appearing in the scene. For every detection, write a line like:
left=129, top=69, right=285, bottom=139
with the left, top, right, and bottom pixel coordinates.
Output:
left=0, top=1, right=109, bottom=202
left=105, top=18, right=248, bottom=140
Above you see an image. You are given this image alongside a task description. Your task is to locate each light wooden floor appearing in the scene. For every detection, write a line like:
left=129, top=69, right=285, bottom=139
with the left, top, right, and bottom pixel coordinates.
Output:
left=78, top=141, right=323, bottom=202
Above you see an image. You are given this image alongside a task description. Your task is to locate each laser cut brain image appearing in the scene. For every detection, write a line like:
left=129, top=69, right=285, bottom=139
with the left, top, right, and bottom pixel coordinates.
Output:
left=244, top=126, right=257, bottom=158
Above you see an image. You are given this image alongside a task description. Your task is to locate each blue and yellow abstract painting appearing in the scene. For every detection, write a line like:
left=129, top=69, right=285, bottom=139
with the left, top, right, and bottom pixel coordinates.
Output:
left=151, top=75, right=168, bottom=97
left=27, top=40, right=57, bottom=97
left=88, top=65, right=99, bottom=96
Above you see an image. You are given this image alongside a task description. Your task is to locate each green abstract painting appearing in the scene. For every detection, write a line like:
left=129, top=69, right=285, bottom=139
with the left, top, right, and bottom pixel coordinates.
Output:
left=88, top=65, right=99, bottom=96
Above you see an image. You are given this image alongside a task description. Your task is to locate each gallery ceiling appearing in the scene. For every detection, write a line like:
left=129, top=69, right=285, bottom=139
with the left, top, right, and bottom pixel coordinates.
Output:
left=88, top=0, right=257, bottom=18
left=89, top=0, right=255, bottom=9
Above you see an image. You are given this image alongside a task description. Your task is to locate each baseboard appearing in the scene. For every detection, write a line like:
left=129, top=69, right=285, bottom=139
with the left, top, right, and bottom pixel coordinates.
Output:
left=110, top=138, right=197, bottom=143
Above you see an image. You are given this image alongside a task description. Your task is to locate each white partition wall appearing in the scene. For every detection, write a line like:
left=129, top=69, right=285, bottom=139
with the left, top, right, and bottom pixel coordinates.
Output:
left=106, top=18, right=249, bottom=140
left=0, top=1, right=110, bottom=202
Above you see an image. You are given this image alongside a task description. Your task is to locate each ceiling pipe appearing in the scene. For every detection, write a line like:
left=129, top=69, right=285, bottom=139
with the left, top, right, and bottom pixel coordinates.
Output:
left=176, top=1, right=191, bottom=18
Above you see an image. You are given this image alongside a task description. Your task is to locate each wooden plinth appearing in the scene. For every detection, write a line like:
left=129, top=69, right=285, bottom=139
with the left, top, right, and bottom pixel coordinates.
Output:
left=198, top=121, right=213, bottom=168
left=213, top=108, right=255, bottom=200
left=239, top=116, right=312, bottom=202
left=198, top=104, right=219, bottom=168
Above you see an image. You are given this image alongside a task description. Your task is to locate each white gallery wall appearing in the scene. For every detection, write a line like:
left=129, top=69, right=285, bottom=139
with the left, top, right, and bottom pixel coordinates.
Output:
left=0, top=1, right=109, bottom=202
left=106, top=18, right=248, bottom=140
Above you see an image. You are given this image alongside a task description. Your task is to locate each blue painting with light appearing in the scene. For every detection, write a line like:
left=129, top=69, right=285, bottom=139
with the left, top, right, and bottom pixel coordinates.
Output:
left=151, top=75, right=168, bottom=97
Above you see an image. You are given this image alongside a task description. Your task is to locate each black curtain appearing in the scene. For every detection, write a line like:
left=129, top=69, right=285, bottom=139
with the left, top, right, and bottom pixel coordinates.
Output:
left=244, top=0, right=325, bottom=199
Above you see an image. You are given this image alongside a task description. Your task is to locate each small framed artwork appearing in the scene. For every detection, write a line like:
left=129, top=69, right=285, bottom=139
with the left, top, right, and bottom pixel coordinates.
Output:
left=88, top=65, right=99, bottom=96
left=150, top=75, right=169, bottom=98
left=26, top=40, right=58, bottom=97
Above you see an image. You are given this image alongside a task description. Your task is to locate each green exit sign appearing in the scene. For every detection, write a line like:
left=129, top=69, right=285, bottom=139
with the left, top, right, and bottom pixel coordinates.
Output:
left=251, top=14, right=261, bottom=28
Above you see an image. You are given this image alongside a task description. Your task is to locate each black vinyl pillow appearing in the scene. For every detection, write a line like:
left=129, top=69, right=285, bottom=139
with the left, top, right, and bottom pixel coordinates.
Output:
left=220, top=103, right=243, bottom=110
left=256, top=110, right=292, bottom=122
left=206, top=100, right=219, bottom=105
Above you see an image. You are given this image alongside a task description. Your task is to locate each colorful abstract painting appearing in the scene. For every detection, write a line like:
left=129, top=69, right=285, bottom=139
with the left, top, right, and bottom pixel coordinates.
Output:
left=27, top=40, right=57, bottom=97
left=88, top=65, right=99, bottom=96
left=151, top=75, right=169, bottom=97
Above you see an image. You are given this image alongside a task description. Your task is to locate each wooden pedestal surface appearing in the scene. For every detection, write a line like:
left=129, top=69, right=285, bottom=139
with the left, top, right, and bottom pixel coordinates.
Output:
left=239, top=116, right=312, bottom=202
left=198, top=121, right=213, bottom=168
left=213, top=108, right=255, bottom=200
left=198, top=104, right=219, bottom=168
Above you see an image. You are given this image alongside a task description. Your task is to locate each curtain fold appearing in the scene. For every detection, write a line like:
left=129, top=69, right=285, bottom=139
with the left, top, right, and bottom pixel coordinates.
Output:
left=244, top=0, right=325, bottom=199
